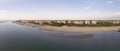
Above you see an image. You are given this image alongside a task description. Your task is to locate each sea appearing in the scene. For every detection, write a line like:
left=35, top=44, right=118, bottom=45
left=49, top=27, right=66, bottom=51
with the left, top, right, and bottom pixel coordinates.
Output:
left=0, top=21, right=120, bottom=51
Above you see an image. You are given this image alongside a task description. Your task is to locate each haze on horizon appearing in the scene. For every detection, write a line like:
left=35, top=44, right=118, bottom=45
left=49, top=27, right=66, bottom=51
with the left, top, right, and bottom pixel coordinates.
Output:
left=0, top=0, right=120, bottom=20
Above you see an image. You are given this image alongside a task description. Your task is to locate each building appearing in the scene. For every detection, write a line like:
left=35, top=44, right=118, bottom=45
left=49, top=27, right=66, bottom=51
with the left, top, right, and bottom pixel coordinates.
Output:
left=112, top=20, right=120, bottom=24
left=84, top=20, right=91, bottom=24
left=91, top=21, right=97, bottom=24
left=20, top=20, right=120, bottom=25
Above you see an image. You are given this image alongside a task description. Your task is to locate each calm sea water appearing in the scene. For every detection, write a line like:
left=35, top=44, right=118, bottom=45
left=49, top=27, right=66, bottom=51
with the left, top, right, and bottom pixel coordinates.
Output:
left=0, top=21, right=120, bottom=51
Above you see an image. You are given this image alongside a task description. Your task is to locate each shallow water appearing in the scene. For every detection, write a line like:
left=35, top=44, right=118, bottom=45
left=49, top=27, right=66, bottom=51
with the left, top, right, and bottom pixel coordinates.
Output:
left=0, top=21, right=120, bottom=51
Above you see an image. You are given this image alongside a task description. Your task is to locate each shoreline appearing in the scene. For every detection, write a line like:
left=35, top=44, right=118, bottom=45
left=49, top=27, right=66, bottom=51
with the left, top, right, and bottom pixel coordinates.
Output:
left=13, top=22, right=120, bottom=33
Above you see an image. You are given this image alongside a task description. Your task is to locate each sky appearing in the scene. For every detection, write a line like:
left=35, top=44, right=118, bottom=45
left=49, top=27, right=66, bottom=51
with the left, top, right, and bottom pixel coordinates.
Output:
left=0, top=0, right=120, bottom=20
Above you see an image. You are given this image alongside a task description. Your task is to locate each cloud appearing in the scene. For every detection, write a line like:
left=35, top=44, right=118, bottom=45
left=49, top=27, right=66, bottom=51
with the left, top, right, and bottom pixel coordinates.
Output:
left=0, top=10, right=120, bottom=20
left=109, top=12, right=120, bottom=17
left=84, top=0, right=97, bottom=10
left=106, top=0, right=114, bottom=4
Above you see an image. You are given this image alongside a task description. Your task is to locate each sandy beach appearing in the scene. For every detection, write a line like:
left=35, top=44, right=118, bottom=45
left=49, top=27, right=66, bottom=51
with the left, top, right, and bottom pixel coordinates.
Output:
left=14, top=22, right=120, bottom=33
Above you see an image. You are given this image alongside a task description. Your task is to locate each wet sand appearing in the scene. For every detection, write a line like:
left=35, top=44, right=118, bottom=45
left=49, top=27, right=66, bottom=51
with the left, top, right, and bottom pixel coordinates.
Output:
left=52, top=34, right=93, bottom=39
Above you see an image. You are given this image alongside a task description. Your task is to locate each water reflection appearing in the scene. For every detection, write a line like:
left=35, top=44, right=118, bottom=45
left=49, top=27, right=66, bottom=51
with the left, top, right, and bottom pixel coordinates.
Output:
left=0, top=21, right=8, bottom=24
left=52, top=34, right=93, bottom=39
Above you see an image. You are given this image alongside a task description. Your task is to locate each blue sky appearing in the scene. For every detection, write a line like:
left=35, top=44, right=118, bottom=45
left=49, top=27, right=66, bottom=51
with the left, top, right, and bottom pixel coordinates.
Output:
left=0, top=0, right=120, bottom=20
